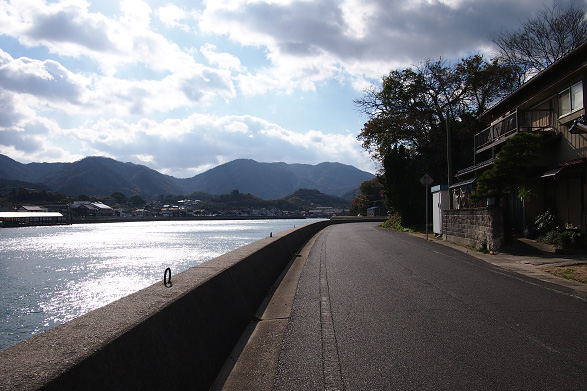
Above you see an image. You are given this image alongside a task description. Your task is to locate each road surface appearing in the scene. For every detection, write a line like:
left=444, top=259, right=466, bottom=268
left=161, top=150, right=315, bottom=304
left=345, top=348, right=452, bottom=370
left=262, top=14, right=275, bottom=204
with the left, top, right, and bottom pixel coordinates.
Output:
left=220, top=222, right=587, bottom=390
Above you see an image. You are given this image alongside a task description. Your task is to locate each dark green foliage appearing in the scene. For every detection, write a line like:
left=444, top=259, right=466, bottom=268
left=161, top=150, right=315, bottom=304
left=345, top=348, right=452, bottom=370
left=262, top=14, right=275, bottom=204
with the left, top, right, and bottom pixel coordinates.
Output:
left=283, top=189, right=349, bottom=210
left=128, top=195, right=146, bottom=207
left=356, top=56, right=517, bottom=226
left=199, top=188, right=349, bottom=212
left=349, top=178, right=384, bottom=216
left=0, top=154, right=372, bottom=201
left=534, top=211, right=559, bottom=234
left=2, top=187, right=64, bottom=204
left=111, top=192, right=127, bottom=204
left=471, top=132, right=542, bottom=204
left=379, top=146, right=423, bottom=226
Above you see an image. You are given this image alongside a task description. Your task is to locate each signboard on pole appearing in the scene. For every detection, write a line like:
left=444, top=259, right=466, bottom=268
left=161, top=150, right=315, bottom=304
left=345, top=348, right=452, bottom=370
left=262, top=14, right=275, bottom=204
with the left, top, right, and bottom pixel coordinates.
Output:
left=420, top=173, right=433, bottom=187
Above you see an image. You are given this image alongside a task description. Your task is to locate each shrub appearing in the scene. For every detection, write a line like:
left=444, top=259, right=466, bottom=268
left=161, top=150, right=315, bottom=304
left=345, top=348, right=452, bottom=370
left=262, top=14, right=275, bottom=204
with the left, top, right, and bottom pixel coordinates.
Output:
left=534, top=211, right=558, bottom=234
left=538, top=230, right=559, bottom=245
left=540, top=230, right=581, bottom=249
left=559, top=231, right=574, bottom=249
left=381, top=213, right=413, bottom=232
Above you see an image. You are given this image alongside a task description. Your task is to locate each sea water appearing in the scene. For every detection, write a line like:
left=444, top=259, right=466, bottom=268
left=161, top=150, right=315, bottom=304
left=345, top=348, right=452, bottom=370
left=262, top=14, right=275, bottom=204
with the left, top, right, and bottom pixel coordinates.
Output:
left=0, top=219, right=318, bottom=350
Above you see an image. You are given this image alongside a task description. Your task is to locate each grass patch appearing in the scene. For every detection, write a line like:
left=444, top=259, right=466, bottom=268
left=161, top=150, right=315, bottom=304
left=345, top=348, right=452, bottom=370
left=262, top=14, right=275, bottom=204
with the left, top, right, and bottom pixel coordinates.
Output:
left=542, top=264, right=587, bottom=284
left=380, top=213, right=415, bottom=233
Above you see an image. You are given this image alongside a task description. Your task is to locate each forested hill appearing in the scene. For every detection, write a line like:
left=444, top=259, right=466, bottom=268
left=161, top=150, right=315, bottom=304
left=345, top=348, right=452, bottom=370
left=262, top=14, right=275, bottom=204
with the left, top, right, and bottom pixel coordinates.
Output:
left=0, top=155, right=374, bottom=200
left=175, top=159, right=373, bottom=199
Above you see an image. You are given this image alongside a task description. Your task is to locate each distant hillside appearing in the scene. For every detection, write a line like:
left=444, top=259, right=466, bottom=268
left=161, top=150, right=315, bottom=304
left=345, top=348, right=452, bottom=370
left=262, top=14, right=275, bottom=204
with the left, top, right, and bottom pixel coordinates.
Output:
left=178, top=159, right=373, bottom=199
left=0, top=178, right=52, bottom=192
left=200, top=188, right=350, bottom=212
left=282, top=189, right=349, bottom=209
left=0, top=155, right=184, bottom=198
left=0, top=154, right=374, bottom=200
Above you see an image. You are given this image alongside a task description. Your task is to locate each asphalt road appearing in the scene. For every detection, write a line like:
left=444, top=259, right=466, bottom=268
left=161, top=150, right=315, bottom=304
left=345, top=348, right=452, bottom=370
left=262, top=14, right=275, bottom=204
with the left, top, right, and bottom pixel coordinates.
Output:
left=221, top=222, right=587, bottom=390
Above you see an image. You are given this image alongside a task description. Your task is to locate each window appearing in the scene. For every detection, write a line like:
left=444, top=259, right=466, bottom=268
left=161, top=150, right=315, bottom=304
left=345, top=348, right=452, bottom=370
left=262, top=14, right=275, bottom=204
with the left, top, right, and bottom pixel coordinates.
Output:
left=559, top=81, right=584, bottom=117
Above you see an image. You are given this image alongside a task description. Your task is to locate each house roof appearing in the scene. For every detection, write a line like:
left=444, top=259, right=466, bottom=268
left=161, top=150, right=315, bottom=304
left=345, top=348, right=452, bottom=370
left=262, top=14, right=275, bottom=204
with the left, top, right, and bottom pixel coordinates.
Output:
left=91, top=202, right=113, bottom=210
left=0, top=212, right=63, bottom=218
left=449, top=177, right=477, bottom=189
left=481, top=41, right=587, bottom=122
left=19, top=205, right=47, bottom=212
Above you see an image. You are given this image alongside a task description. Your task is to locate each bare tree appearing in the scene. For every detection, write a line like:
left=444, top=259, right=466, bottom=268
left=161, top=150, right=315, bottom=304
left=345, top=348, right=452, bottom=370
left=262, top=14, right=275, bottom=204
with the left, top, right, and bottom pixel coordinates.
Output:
left=492, top=2, right=587, bottom=82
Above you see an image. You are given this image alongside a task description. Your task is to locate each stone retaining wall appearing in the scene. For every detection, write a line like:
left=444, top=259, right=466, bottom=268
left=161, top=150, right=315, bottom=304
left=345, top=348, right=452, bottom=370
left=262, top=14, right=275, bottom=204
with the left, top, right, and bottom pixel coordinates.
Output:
left=1, top=219, right=385, bottom=390
left=443, top=207, right=504, bottom=251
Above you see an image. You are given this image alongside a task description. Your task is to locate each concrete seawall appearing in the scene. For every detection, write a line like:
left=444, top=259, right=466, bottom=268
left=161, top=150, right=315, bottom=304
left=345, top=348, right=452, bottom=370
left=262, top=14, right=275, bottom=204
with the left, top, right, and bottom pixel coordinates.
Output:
left=0, top=217, right=386, bottom=390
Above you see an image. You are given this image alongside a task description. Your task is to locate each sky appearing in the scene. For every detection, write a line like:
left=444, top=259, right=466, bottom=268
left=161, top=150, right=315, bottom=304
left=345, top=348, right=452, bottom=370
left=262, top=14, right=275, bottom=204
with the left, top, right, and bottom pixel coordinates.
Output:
left=0, top=0, right=580, bottom=178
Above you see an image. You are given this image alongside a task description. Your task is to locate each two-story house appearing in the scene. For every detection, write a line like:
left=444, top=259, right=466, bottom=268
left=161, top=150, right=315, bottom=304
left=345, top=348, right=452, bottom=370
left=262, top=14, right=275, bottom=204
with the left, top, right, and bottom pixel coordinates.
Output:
left=446, top=42, right=586, bottom=250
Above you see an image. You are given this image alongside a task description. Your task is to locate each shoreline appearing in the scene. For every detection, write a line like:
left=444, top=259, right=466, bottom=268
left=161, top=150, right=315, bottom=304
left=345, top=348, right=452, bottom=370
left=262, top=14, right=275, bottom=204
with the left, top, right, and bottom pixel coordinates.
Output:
left=2, top=214, right=385, bottom=228
left=70, top=215, right=309, bottom=224
left=1, top=215, right=309, bottom=228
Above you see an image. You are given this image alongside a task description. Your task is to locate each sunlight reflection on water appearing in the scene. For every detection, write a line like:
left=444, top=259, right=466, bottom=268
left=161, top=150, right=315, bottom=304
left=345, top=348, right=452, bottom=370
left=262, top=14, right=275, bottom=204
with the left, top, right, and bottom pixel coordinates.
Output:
left=0, top=219, right=318, bottom=350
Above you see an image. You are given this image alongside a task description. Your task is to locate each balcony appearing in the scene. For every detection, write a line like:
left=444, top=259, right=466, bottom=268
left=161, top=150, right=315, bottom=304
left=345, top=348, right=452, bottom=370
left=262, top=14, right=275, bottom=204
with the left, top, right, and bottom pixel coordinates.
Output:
left=474, top=109, right=554, bottom=152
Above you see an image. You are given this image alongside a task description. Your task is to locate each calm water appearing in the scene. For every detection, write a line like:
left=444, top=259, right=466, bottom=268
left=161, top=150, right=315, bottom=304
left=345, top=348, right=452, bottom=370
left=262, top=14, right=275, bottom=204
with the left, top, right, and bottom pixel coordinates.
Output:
left=0, top=219, right=318, bottom=350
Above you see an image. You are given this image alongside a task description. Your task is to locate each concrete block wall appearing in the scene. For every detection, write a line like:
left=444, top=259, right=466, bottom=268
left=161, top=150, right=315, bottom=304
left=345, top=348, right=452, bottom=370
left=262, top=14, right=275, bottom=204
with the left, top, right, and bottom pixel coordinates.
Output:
left=442, top=207, right=504, bottom=251
left=1, top=218, right=363, bottom=391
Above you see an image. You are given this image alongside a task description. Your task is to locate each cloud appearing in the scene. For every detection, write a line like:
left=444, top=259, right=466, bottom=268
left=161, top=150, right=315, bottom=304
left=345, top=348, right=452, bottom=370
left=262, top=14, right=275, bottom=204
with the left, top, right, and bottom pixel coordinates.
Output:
left=41, top=113, right=375, bottom=178
left=120, top=0, right=152, bottom=30
left=199, top=0, right=550, bottom=89
left=0, top=89, right=23, bottom=127
left=200, top=43, right=243, bottom=71
left=0, top=0, right=557, bottom=180
left=156, top=3, right=194, bottom=32
left=1, top=0, right=199, bottom=75
left=26, top=2, right=113, bottom=52
left=88, top=65, right=235, bottom=116
left=0, top=49, right=87, bottom=104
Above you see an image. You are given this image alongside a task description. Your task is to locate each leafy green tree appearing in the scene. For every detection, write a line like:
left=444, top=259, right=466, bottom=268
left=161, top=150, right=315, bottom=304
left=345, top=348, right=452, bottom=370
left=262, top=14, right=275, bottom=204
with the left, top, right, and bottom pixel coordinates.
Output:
left=111, top=192, right=127, bottom=204
left=471, top=132, right=542, bottom=205
left=349, top=178, right=384, bottom=216
left=380, top=146, right=423, bottom=226
left=356, top=55, right=516, bottom=225
left=129, top=195, right=146, bottom=207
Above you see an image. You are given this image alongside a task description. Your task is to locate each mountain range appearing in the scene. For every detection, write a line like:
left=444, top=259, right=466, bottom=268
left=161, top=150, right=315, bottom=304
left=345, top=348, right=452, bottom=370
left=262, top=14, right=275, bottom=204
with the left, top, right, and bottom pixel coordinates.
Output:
left=0, top=154, right=374, bottom=200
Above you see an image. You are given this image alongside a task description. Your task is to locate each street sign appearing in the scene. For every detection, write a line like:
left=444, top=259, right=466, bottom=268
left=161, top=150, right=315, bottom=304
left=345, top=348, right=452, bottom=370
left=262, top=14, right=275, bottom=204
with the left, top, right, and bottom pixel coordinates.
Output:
left=420, top=173, right=433, bottom=187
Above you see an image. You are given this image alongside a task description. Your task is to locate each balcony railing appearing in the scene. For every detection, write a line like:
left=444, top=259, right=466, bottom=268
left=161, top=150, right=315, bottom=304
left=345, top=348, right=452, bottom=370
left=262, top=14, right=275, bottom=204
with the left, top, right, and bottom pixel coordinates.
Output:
left=474, top=109, right=554, bottom=152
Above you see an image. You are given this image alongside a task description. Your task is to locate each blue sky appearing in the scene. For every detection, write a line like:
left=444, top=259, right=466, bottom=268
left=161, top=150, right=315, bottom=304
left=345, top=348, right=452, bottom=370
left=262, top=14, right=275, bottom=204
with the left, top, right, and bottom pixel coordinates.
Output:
left=0, top=0, right=577, bottom=178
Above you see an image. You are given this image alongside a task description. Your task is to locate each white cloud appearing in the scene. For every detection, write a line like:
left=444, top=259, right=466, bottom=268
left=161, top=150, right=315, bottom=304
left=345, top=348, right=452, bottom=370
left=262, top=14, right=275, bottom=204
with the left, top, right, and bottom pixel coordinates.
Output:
left=200, top=43, right=243, bottom=71
left=88, top=64, right=235, bottom=115
left=197, top=0, right=550, bottom=93
left=225, top=121, right=249, bottom=133
left=0, top=50, right=88, bottom=104
left=120, top=0, right=152, bottom=30
left=156, top=3, right=193, bottom=32
left=0, top=50, right=234, bottom=130
left=340, top=0, right=376, bottom=39
left=4, top=112, right=373, bottom=177
left=0, top=0, right=557, bottom=179
left=10, top=0, right=116, bottom=56
left=1, top=0, right=199, bottom=75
